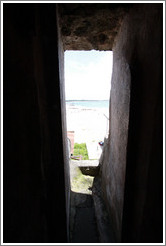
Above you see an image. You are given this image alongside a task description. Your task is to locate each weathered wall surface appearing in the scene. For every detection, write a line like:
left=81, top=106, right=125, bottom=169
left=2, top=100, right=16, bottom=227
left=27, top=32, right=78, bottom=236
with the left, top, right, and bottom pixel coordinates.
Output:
left=58, top=3, right=133, bottom=50
left=100, top=21, right=131, bottom=242
left=3, top=4, right=68, bottom=243
left=100, top=3, right=163, bottom=243
left=121, top=4, right=163, bottom=243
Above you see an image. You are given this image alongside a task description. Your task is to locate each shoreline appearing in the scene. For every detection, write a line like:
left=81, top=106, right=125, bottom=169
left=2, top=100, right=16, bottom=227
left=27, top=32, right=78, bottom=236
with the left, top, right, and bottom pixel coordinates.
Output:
left=66, top=106, right=109, bottom=159
left=66, top=105, right=109, bottom=117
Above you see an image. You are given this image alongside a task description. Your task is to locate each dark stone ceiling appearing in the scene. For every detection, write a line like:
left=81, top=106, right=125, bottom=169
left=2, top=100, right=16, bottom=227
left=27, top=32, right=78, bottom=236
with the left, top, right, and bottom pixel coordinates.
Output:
left=58, top=3, right=133, bottom=50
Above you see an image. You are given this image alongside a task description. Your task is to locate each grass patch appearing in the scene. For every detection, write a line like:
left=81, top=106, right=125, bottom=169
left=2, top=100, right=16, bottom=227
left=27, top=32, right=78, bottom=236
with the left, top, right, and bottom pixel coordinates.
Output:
left=73, top=143, right=89, bottom=160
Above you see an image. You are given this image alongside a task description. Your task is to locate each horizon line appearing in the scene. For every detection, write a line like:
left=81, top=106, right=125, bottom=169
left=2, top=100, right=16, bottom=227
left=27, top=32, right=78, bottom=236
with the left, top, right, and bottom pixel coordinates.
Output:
left=66, top=99, right=109, bottom=101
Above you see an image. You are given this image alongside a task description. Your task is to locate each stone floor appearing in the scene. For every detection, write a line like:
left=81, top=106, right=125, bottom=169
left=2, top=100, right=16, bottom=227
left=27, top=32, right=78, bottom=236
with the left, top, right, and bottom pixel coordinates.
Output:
left=69, top=159, right=116, bottom=243
left=70, top=192, right=99, bottom=243
left=69, top=160, right=99, bottom=243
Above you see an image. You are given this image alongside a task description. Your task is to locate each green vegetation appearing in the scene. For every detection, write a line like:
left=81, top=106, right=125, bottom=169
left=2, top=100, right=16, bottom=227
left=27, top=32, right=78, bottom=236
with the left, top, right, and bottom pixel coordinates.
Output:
left=71, top=166, right=93, bottom=194
left=73, top=143, right=89, bottom=160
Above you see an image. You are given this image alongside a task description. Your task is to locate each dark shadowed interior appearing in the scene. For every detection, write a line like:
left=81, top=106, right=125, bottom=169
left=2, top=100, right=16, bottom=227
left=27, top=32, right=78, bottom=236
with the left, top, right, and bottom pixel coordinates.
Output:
left=3, top=3, right=163, bottom=243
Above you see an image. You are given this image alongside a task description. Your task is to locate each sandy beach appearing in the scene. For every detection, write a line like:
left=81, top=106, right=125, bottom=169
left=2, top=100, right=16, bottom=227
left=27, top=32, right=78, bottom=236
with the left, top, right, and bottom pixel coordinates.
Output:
left=66, top=106, right=109, bottom=160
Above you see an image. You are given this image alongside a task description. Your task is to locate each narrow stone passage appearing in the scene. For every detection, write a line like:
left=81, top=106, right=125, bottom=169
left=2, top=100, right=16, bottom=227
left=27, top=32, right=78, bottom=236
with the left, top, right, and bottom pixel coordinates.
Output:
left=69, top=160, right=99, bottom=243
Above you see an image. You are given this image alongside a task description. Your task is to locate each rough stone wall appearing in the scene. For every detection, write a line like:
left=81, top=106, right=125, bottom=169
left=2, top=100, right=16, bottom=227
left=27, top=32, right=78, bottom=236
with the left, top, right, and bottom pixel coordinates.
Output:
left=100, top=3, right=163, bottom=243
left=100, top=20, right=131, bottom=242
left=58, top=3, right=133, bottom=50
left=3, top=4, right=68, bottom=243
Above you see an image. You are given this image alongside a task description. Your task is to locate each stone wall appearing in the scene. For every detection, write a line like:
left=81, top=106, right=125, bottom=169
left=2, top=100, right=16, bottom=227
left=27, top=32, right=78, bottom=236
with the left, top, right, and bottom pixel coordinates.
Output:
left=3, top=4, right=68, bottom=243
left=100, top=19, right=131, bottom=241
left=3, top=4, right=44, bottom=242
left=58, top=3, right=133, bottom=50
left=122, top=4, right=163, bottom=243
left=57, top=8, right=71, bottom=241
left=100, top=3, right=163, bottom=243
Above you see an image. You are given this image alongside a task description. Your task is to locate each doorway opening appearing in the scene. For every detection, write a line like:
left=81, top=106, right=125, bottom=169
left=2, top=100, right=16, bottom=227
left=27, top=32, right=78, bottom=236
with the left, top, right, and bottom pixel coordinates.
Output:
left=64, top=50, right=113, bottom=242
left=65, top=50, right=113, bottom=160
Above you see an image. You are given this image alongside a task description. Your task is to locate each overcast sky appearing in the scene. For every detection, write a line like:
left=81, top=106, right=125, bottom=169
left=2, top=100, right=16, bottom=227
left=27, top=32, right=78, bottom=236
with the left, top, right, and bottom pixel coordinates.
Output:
left=64, top=50, right=113, bottom=100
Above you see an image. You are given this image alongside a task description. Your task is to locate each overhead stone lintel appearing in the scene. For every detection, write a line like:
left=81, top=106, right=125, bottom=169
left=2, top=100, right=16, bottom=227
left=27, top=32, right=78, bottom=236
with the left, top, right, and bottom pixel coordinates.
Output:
left=58, top=3, right=133, bottom=50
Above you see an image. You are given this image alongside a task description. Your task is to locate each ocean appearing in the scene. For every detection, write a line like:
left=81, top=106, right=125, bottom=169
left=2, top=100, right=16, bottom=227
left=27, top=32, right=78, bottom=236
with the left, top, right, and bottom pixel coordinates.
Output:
left=66, top=100, right=109, bottom=109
